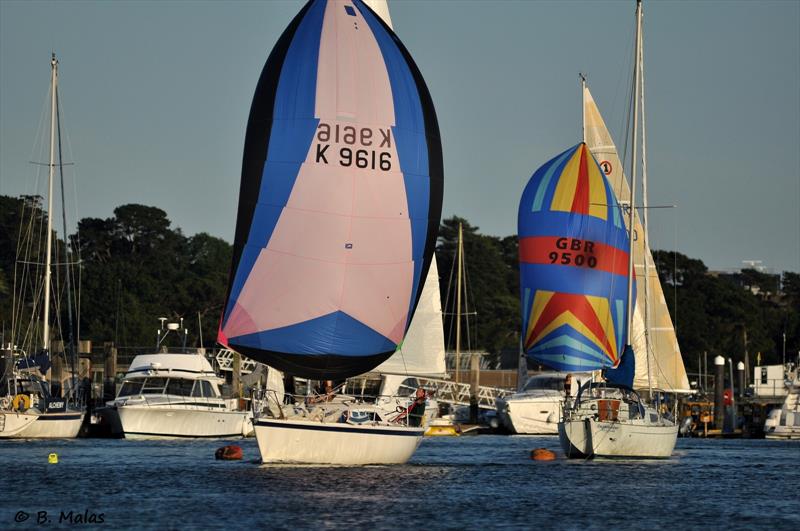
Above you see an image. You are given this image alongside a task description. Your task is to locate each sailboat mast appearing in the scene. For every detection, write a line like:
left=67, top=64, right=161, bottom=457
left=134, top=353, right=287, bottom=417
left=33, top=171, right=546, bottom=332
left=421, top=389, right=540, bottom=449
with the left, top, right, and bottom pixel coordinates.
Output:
left=42, top=53, right=58, bottom=355
left=625, top=1, right=641, bottom=347
left=638, top=3, right=654, bottom=399
left=455, top=222, right=463, bottom=384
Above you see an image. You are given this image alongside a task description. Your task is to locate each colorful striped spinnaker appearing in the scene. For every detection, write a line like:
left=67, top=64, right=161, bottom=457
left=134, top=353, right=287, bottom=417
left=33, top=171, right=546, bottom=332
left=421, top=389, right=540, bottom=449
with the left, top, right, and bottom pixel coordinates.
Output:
left=218, top=0, right=443, bottom=379
left=518, top=143, right=634, bottom=373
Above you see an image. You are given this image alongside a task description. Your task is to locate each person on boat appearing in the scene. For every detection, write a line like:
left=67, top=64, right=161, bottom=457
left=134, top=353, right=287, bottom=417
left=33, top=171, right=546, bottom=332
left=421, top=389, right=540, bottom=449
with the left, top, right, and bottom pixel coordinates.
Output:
left=308, top=381, right=336, bottom=404
left=407, top=388, right=427, bottom=427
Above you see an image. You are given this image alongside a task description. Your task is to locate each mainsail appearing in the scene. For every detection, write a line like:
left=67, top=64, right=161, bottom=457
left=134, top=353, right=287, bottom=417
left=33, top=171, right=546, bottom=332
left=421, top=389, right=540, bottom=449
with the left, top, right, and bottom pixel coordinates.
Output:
left=219, top=0, right=443, bottom=379
left=519, top=143, right=634, bottom=373
left=583, top=84, right=690, bottom=392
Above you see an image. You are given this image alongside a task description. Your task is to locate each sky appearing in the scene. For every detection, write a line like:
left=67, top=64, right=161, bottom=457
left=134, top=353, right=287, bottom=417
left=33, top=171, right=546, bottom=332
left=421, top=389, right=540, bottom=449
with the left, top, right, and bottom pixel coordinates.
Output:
left=1, top=0, right=798, bottom=274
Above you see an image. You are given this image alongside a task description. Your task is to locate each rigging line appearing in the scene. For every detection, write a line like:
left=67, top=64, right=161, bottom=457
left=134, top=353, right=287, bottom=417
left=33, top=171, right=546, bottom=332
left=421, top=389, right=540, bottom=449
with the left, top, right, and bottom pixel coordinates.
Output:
left=16, top=260, right=81, bottom=266
left=442, top=237, right=456, bottom=352
left=590, top=203, right=675, bottom=209
left=57, top=82, right=78, bottom=385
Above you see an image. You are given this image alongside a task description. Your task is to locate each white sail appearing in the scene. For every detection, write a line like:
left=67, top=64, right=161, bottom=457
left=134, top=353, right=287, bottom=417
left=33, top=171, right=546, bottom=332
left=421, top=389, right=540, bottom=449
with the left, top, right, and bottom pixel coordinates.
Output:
left=361, top=0, right=445, bottom=379
left=363, top=0, right=394, bottom=28
left=373, top=258, right=447, bottom=377
left=583, top=84, right=690, bottom=393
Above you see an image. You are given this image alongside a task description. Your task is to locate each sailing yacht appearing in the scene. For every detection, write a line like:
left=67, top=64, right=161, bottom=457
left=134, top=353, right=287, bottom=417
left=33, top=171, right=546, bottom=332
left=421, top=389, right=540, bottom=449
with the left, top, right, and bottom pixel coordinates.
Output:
left=217, top=0, right=443, bottom=465
left=1, top=54, right=85, bottom=438
left=556, top=0, right=688, bottom=458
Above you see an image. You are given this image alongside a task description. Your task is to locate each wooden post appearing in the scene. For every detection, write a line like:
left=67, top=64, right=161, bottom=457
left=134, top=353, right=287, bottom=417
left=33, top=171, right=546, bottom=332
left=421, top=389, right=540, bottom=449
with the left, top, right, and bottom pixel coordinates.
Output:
left=232, top=350, right=242, bottom=410
left=104, top=344, right=117, bottom=402
left=469, top=352, right=480, bottom=424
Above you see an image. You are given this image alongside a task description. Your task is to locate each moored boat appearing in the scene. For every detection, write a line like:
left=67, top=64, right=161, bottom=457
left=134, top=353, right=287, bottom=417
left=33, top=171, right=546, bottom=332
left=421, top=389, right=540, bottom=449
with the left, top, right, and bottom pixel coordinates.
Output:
left=218, top=0, right=443, bottom=465
left=496, top=372, right=591, bottom=435
left=103, top=350, right=252, bottom=439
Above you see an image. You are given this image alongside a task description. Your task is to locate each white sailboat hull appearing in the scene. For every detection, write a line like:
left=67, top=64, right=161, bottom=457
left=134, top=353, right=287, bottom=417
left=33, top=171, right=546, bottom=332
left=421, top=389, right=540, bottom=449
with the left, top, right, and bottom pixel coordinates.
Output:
left=254, top=418, right=424, bottom=465
left=16, top=410, right=83, bottom=438
left=559, top=417, right=678, bottom=458
left=0, top=411, right=39, bottom=437
left=498, top=396, right=562, bottom=435
left=114, top=405, right=251, bottom=439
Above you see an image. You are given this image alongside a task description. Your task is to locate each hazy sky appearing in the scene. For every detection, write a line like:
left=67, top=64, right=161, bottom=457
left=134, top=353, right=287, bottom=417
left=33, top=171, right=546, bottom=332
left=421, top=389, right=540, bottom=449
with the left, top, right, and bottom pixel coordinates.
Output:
left=1, top=0, right=798, bottom=273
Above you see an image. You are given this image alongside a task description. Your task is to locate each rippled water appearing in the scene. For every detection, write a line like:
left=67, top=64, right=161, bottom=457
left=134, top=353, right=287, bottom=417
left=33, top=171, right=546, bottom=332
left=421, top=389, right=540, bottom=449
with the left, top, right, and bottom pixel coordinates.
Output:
left=1, top=436, right=798, bottom=529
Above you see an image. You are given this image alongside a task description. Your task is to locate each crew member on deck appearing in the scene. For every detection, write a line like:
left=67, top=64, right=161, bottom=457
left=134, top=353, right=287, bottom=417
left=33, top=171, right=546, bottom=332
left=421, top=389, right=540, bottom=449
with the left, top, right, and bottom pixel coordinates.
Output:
left=407, top=388, right=427, bottom=427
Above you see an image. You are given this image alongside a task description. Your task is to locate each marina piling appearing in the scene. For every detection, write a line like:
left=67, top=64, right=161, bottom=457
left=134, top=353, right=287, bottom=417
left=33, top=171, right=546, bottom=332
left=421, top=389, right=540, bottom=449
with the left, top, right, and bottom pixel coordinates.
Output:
left=737, top=362, right=745, bottom=399
left=714, top=356, right=725, bottom=429
left=103, top=343, right=117, bottom=402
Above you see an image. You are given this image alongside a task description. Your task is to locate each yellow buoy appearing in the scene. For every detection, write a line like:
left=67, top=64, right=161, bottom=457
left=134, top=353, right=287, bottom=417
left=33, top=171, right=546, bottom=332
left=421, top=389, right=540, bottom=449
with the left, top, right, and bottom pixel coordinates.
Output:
left=530, top=448, right=556, bottom=461
left=48, top=453, right=58, bottom=464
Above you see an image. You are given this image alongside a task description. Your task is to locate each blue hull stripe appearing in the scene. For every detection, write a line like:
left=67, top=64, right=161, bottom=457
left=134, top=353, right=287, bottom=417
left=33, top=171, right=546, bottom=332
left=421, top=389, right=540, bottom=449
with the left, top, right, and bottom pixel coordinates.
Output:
left=254, top=419, right=423, bottom=437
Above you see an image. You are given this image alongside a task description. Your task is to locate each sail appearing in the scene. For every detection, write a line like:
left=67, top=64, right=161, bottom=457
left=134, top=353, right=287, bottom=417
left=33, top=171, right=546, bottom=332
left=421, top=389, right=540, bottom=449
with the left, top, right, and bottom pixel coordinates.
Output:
left=362, top=0, right=393, bottom=28
left=218, top=0, right=443, bottom=380
left=519, top=143, right=634, bottom=373
left=583, top=85, right=690, bottom=392
left=372, top=257, right=447, bottom=377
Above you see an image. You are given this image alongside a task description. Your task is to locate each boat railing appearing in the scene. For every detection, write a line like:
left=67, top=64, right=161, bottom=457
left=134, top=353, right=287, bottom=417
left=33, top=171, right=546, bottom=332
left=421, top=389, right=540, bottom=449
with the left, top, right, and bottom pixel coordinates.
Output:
left=134, top=391, right=226, bottom=411
left=250, top=387, right=420, bottom=427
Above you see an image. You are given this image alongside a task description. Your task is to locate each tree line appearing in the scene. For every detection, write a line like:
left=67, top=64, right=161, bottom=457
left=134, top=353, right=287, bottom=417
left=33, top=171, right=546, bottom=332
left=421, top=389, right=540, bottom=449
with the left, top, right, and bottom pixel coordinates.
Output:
left=1, top=195, right=797, bottom=376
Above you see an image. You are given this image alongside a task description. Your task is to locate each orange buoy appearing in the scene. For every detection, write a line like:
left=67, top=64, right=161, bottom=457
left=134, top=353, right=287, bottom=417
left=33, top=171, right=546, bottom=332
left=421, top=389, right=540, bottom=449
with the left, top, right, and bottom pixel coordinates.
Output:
left=215, top=445, right=243, bottom=460
left=530, top=448, right=556, bottom=461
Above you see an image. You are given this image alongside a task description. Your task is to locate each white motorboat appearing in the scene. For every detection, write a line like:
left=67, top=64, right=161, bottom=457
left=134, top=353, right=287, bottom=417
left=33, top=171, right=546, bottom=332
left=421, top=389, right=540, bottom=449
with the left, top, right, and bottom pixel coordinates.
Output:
left=496, top=372, right=591, bottom=435
left=104, top=351, right=252, bottom=439
left=764, top=374, right=800, bottom=440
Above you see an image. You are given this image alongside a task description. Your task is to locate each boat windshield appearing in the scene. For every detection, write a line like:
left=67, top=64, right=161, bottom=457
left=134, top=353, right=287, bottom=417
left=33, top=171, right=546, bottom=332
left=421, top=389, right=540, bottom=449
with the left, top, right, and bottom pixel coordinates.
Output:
left=188, top=380, right=216, bottom=398
left=118, top=380, right=144, bottom=397
left=165, top=378, right=195, bottom=397
left=523, top=376, right=564, bottom=392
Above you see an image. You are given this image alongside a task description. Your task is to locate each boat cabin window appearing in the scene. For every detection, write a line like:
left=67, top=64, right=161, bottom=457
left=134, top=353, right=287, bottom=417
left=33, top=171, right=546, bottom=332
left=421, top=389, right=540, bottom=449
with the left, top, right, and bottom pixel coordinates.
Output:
left=198, top=380, right=215, bottom=398
left=344, top=378, right=382, bottom=400
left=523, top=377, right=564, bottom=392
left=118, top=380, right=144, bottom=397
left=166, top=378, right=195, bottom=397
left=202, top=380, right=217, bottom=398
left=141, top=377, right=168, bottom=394
left=397, top=378, right=420, bottom=397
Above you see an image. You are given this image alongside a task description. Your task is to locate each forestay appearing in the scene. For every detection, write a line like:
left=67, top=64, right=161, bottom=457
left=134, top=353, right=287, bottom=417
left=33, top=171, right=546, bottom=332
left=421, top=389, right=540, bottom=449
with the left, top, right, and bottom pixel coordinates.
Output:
left=583, top=85, right=690, bottom=392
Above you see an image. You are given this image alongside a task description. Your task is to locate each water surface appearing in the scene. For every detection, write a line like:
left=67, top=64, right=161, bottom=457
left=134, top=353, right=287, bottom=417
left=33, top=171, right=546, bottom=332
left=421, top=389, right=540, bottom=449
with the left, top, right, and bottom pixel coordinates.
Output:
left=1, top=436, right=797, bottom=529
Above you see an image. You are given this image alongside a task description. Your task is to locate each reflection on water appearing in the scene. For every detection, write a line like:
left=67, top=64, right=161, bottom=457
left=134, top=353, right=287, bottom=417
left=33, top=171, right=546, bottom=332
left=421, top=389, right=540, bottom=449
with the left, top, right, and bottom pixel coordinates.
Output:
left=1, top=436, right=798, bottom=529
